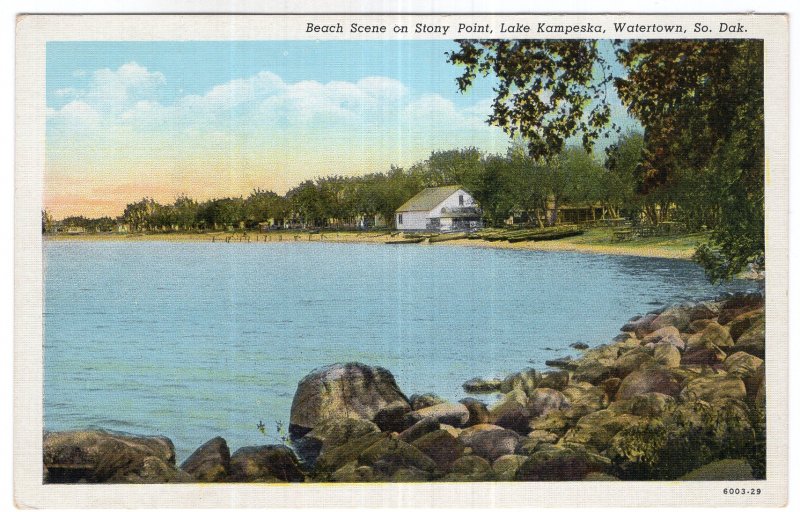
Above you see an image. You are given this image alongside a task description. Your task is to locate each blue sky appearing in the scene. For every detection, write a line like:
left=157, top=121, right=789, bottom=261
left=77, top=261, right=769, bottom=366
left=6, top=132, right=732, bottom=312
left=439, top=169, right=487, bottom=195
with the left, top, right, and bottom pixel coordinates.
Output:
left=45, top=40, right=639, bottom=218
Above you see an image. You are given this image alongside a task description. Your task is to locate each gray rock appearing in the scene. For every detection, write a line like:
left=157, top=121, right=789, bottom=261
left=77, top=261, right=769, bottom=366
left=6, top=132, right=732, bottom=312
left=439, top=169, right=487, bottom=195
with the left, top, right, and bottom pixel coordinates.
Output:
left=528, top=388, right=570, bottom=419
left=289, top=362, right=410, bottom=438
left=294, top=418, right=380, bottom=466
left=404, top=402, right=470, bottom=428
left=463, top=428, right=521, bottom=462
left=409, top=393, right=446, bottom=410
left=410, top=429, right=464, bottom=472
left=229, top=445, right=305, bottom=483
left=459, top=398, right=490, bottom=427
left=615, top=368, right=682, bottom=400
left=462, top=377, right=502, bottom=394
left=43, top=430, right=182, bottom=484
left=180, top=436, right=230, bottom=482
left=653, top=343, right=682, bottom=367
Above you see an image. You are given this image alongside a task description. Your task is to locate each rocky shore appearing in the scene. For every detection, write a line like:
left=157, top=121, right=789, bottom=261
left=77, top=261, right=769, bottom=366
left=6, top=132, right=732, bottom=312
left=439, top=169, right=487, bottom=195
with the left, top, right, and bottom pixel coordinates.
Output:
left=43, top=292, right=766, bottom=483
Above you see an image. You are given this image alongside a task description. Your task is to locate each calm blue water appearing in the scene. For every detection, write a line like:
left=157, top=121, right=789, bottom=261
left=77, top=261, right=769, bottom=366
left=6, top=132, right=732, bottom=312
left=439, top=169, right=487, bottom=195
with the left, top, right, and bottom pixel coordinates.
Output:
left=43, top=241, right=757, bottom=461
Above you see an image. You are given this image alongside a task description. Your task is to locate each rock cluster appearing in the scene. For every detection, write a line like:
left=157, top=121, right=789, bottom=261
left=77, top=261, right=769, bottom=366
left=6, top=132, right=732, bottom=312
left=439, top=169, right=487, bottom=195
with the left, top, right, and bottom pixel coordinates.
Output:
left=43, top=293, right=765, bottom=483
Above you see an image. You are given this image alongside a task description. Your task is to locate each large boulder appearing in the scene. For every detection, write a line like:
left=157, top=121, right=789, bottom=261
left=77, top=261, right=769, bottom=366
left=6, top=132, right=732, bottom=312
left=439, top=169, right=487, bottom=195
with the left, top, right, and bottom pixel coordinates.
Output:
left=727, top=310, right=765, bottom=341
left=572, top=360, right=614, bottom=385
left=722, top=352, right=764, bottom=381
left=358, top=437, right=437, bottom=476
left=457, top=423, right=504, bottom=446
left=410, top=429, right=464, bottom=472
left=228, top=445, right=305, bottom=482
left=642, top=326, right=685, bottom=351
left=404, top=402, right=469, bottom=428
left=613, top=349, right=655, bottom=379
left=289, top=363, right=410, bottom=438
left=677, top=459, right=754, bottom=481
left=488, top=389, right=532, bottom=433
left=492, top=454, right=529, bottom=480
left=687, top=323, right=734, bottom=349
left=621, top=313, right=657, bottom=337
left=459, top=398, right=490, bottom=427
left=516, top=446, right=610, bottom=481
left=500, top=368, right=541, bottom=394
left=607, top=392, right=675, bottom=418
left=294, top=417, right=380, bottom=466
left=398, top=417, right=440, bottom=444
left=649, top=307, right=691, bottom=333
left=688, top=301, right=721, bottom=321
left=409, top=393, right=446, bottom=411
left=732, top=316, right=766, bottom=359
left=538, top=370, right=570, bottom=391
left=653, top=343, right=682, bottom=367
left=561, top=410, right=643, bottom=452
left=43, top=430, right=184, bottom=484
left=179, top=436, right=230, bottom=482
left=462, top=428, right=521, bottom=462
left=445, top=455, right=492, bottom=481
left=681, top=343, right=728, bottom=366
left=528, top=388, right=570, bottom=419
left=680, top=376, right=747, bottom=403
left=313, top=431, right=388, bottom=476
left=561, top=383, right=609, bottom=416
left=615, top=368, right=682, bottom=401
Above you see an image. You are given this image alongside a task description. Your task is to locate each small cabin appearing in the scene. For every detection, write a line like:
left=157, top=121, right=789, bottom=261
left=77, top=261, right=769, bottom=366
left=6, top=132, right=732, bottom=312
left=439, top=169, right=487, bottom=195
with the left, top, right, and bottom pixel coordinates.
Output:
left=395, top=186, right=482, bottom=232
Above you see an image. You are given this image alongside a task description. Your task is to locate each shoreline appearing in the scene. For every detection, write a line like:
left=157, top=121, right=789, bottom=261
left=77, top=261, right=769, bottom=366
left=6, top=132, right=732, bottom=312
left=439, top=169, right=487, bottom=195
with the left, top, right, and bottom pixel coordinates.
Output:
left=44, top=227, right=706, bottom=261
left=43, top=292, right=767, bottom=484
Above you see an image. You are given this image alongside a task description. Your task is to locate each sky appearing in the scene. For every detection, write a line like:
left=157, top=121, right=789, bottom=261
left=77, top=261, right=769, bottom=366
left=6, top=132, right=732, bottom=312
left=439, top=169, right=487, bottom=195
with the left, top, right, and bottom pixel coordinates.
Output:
left=46, top=40, right=639, bottom=219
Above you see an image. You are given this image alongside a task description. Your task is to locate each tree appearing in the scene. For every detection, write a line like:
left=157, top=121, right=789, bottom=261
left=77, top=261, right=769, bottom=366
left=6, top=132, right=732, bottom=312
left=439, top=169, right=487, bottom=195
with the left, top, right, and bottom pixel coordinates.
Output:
left=42, top=209, right=54, bottom=234
left=449, top=39, right=765, bottom=280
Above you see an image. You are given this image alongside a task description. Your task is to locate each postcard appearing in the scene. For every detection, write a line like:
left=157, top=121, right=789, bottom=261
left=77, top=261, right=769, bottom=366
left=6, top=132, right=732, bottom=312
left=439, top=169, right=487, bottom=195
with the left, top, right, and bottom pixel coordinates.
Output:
left=14, top=13, right=788, bottom=508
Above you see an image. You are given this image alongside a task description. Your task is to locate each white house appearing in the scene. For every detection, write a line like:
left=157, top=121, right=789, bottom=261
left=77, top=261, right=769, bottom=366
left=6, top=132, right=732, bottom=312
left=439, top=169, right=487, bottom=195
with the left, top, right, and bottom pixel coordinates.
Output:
left=395, top=185, right=483, bottom=232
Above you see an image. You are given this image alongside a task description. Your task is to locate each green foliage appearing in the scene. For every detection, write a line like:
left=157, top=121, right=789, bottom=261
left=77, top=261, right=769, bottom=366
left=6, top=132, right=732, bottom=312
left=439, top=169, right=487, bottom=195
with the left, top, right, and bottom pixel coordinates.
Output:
left=449, top=39, right=765, bottom=280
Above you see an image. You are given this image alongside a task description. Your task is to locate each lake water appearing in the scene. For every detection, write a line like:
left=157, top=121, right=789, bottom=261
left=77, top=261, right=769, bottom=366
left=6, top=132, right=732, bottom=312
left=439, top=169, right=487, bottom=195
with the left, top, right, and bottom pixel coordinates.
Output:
left=43, top=241, right=758, bottom=461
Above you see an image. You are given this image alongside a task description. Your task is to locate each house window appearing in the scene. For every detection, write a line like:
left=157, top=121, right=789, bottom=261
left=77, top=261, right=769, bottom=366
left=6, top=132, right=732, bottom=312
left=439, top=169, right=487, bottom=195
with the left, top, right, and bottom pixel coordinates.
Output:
left=459, top=195, right=464, bottom=206
left=398, top=214, right=403, bottom=225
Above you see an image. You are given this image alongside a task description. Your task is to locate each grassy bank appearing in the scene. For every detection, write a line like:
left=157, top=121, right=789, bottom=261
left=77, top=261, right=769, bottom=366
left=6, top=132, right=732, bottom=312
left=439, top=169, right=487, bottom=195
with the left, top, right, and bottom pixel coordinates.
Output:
left=45, top=227, right=708, bottom=260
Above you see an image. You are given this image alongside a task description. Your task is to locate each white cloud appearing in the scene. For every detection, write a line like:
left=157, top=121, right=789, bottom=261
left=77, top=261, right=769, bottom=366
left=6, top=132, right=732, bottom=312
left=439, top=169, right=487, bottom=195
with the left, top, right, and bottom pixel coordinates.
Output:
left=86, top=62, right=166, bottom=114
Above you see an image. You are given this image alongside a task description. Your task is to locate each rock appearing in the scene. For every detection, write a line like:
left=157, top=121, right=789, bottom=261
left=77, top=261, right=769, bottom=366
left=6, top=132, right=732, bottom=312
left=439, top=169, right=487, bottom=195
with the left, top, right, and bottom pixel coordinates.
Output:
left=544, top=356, right=574, bottom=369
left=488, top=389, right=531, bottom=434
left=727, top=310, right=765, bottom=341
left=722, top=352, right=764, bottom=381
left=528, top=388, right=570, bottom=419
left=649, top=307, right=691, bottom=333
left=688, top=301, right=721, bottom=321
left=313, top=431, right=388, bottom=475
left=607, top=392, right=675, bottom=418
left=289, top=362, right=410, bottom=439
left=643, top=326, right=686, bottom=351
left=653, top=343, right=682, bottom=367
left=440, top=424, right=462, bottom=438
left=516, top=430, right=560, bottom=455
left=615, top=368, right=682, bottom=400
left=43, top=430, right=181, bottom=484
left=455, top=424, right=499, bottom=448
left=330, top=461, right=375, bottom=482
left=528, top=411, right=571, bottom=436
left=358, top=437, right=437, bottom=475
left=373, top=403, right=412, bottom=432
left=294, top=418, right=380, bottom=466
left=449, top=455, right=491, bottom=478
left=572, top=360, right=614, bottom=385
left=689, top=319, right=715, bottom=334
left=622, top=313, right=657, bottom=337
left=680, top=376, right=747, bottom=402
left=462, top=377, right=502, bottom=394
left=678, top=459, right=754, bottom=481
left=404, top=402, right=469, bottom=428
left=681, top=344, right=727, bottom=366
left=561, top=383, right=608, bottom=415
left=180, top=436, right=230, bottom=482
left=600, top=377, right=622, bottom=399
left=229, top=445, right=305, bottom=482
left=538, top=370, right=570, bottom=391
left=613, top=349, right=656, bottom=378
left=687, top=322, right=734, bottom=349
left=492, top=454, right=528, bottom=479
left=583, top=472, right=621, bottom=481
left=722, top=292, right=763, bottom=311
left=410, top=429, right=464, bottom=472
left=409, top=393, right=446, bottom=410
left=500, top=368, right=541, bottom=394
left=391, top=466, right=433, bottom=482
left=459, top=398, right=490, bottom=427
left=516, top=447, right=607, bottom=481
left=462, top=428, right=521, bottom=462
left=570, top=342, right=590, bottom=350
left=561, top=410, right=643, bottom=452
left=731, top=316, right=766, bottom=359
left=398, top=417, right=440, bottom=444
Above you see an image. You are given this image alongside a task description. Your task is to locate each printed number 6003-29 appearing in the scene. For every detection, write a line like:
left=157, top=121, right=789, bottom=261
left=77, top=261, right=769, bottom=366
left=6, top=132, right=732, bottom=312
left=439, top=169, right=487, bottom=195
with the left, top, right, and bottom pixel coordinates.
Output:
left=723, top=488, right=762, bottom=495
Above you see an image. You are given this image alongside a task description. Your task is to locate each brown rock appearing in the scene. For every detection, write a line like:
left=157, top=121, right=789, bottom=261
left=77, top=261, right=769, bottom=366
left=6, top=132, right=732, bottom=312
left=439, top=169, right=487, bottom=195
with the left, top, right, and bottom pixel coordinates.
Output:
left=459, top=398, right=490, bottom=427
left=404, top=402, right=469, bottom=428
left=653, top=343, right=682, bottom=367
left=229, top=445, right=305, bottom=482
left=410, top=430, right=464, bottom=472
left=613, top=348, right=656, bottom=378
left=615, top=368, right=681, bottom=401
left=680, top=376, right=747, bottom=402
left=462, top=428, right=521, bottom=462
left=180, top=436, right=230, bottom=482
left=528, top=388, right=570, bottom=419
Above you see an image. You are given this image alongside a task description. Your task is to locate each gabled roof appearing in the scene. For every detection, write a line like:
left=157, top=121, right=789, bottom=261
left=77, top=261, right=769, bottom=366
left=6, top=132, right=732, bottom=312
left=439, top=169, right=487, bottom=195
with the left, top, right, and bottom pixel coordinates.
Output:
left=396, top=185, right=464, bottom=213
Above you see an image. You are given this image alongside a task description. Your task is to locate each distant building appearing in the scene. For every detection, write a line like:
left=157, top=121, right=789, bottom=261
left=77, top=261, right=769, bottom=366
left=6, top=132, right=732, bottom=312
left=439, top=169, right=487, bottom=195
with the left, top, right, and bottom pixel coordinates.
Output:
left=395, top=185, right=482, bottom=232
